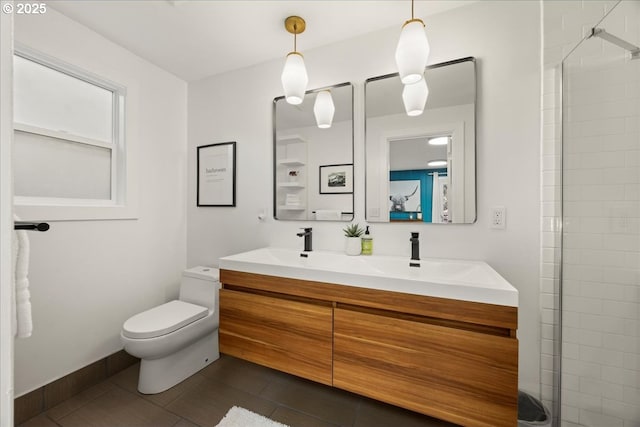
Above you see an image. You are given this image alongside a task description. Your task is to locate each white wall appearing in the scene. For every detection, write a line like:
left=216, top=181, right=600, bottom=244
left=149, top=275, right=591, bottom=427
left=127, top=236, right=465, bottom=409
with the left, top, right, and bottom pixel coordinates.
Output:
left=189, top=0, right=541, bottom=393
left=13, top=9, right=188, bottom=396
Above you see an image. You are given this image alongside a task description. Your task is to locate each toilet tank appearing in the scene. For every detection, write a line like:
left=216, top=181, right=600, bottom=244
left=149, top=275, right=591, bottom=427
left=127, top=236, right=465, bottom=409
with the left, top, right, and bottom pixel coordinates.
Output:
left=179, top=266, right=220, bottom=310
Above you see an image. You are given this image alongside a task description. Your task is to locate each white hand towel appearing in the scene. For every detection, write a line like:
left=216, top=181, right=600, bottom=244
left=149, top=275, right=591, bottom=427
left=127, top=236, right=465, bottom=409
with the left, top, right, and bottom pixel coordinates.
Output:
left=315, top=210, right=342, bottom=221
left=12, top=218, right=33, bottom=338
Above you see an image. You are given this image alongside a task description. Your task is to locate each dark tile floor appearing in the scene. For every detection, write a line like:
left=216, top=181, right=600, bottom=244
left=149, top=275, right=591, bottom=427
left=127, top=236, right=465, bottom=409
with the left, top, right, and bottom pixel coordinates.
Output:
left=18, top=355, right=459, bottom=427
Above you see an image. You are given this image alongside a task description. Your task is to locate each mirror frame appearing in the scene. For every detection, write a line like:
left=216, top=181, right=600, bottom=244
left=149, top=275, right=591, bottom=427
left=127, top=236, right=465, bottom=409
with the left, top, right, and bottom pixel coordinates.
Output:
left=364, top=56, right=477, bottom=224
left=273, top=82, right=355, bottom=221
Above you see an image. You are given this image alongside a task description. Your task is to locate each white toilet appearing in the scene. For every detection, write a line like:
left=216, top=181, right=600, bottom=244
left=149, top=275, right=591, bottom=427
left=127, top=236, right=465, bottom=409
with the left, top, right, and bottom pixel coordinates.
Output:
left=121, top=266, right=221, bottom=394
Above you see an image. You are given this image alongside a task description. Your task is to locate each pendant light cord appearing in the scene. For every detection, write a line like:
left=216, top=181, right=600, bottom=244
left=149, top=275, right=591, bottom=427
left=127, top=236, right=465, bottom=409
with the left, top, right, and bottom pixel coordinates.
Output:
left=411, top=0, right=414, bottom=19
left=293, top=25, right=297, bottom=52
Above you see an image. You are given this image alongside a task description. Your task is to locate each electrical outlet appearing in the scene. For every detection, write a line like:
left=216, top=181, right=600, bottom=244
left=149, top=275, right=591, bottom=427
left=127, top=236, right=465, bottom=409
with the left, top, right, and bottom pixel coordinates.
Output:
left=491, top=206, right=506, bottom=229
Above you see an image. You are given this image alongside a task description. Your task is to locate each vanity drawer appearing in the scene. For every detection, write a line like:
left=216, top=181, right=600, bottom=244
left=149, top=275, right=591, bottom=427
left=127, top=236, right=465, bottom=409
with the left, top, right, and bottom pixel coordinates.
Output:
left=219, top=288, right=333, bottom=385
left=333, top=307, right=518, bottom=427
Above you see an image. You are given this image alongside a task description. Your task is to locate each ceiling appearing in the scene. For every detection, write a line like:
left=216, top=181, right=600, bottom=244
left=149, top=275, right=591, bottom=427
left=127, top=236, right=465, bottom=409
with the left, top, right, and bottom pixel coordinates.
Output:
left=49, top=0, right=475, bottom=82
left=390, top=137, right=447, bottom=170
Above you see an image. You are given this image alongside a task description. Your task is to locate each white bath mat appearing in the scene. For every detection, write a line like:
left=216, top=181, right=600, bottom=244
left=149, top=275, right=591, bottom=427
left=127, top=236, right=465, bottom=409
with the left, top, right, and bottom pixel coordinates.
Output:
left=215, top=406, right=290, bottom=427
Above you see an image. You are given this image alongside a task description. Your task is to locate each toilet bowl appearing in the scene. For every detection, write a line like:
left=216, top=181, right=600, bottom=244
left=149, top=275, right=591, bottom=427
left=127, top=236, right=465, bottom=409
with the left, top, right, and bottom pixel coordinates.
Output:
left=121, top=266, right=221, bottom=394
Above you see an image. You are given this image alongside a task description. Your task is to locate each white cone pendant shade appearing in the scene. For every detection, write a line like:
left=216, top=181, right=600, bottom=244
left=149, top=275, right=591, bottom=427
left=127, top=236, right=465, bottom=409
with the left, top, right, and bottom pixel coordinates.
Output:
left=395, top=19, right=430, bottom=85
left=313, top=90, right=335, bottom=129
left=281, top=52, right=308, bottom=105
left=402, top=78, right=429, bottom=117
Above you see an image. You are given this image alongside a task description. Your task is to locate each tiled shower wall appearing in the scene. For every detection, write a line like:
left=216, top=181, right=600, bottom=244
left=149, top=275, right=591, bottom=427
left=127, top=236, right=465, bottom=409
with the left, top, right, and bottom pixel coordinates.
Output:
left=541, top=1, right=639, bottom=426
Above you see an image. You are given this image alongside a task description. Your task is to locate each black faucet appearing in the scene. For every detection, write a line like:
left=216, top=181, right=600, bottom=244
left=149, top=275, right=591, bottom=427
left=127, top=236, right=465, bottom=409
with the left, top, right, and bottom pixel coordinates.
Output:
left=297, top=227, right=313, bottom=252
left=410, top=232, right=420, bottom=267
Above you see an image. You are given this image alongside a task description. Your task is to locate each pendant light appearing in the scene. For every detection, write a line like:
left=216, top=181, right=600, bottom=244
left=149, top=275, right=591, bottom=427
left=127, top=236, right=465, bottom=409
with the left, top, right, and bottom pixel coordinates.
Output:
left=313, top=90, right=335, bottom=129
left=428, top=136, right=449, bottom=145
left=281, top=16, right=308, bottom=105
left=402, top=78, right=429, bottom=116
left=395, top=0, right=430, bottom=85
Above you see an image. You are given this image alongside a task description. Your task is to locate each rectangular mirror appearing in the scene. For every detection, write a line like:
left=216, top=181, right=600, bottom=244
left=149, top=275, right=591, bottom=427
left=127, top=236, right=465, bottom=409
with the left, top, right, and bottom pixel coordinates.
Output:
left=274, top=82, right=354, bottom=221
left=365, top=57, right=476, bottom=224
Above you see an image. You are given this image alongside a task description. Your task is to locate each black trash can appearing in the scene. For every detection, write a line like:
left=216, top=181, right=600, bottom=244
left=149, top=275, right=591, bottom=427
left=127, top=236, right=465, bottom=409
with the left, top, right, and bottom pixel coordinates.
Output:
left=518, top=390, right=551, bottom=426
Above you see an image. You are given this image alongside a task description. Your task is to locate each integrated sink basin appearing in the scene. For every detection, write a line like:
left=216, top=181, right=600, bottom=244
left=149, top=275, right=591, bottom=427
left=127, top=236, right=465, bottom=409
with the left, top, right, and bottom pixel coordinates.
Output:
left=218, top=247, right=518, bottom=307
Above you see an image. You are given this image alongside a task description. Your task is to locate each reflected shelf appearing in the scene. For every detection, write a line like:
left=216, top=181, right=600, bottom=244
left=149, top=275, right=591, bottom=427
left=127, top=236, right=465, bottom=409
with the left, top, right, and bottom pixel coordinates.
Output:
left=278, top=205, right=306, bottom=211
left=278, top=159, right=305, bottom=166
left=277, top=135, right=307, bottom=145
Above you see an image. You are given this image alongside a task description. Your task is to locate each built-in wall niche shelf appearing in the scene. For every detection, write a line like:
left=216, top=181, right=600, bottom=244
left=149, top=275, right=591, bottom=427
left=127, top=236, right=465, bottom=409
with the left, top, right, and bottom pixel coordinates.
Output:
left=275, top=134, right=308, bottom=219
left=278, top=159, right=305, bottom=167
left=277, top=134, right=307, bottom=145
left=279, top=182, right=305, bottom=188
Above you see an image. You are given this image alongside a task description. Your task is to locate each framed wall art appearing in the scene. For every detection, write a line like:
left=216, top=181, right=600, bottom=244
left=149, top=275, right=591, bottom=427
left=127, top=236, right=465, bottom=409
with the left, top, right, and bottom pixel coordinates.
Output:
left=197, top=141, right=236, bottom=207
left=319, top=163, right=353, bottom=194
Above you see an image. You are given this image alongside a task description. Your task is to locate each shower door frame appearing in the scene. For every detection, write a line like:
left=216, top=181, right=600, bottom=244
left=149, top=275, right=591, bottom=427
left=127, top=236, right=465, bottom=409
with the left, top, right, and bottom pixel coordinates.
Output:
left=557, top=1, right=638, bottom=424
left=0, top=4, right=15, bottom=427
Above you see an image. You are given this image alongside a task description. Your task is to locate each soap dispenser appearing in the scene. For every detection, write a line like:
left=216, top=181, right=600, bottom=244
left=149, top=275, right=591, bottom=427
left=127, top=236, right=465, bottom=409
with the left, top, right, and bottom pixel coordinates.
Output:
left=361, top=226, right=373, bottom=255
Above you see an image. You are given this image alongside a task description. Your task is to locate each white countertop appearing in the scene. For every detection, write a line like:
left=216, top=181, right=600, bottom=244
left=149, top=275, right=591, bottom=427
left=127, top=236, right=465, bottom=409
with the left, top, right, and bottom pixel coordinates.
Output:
left=218, top=247, right=518, bottom=307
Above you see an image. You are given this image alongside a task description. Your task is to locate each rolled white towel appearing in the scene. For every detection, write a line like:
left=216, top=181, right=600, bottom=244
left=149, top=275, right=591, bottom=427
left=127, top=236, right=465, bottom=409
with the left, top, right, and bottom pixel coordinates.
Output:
left=315, top=210, right=342, bottom=221
left=12, top=218, right=33, bottom=338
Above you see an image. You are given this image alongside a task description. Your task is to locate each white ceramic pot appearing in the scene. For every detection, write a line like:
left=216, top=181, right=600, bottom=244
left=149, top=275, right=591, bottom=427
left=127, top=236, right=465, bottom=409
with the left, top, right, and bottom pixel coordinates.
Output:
left=345, top=237, right=361, bottom=256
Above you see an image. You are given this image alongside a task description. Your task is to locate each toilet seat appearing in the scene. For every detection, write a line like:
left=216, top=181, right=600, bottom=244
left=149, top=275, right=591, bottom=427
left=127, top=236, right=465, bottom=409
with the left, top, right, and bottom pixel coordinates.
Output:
left=123, top=300, right=208, bottom=339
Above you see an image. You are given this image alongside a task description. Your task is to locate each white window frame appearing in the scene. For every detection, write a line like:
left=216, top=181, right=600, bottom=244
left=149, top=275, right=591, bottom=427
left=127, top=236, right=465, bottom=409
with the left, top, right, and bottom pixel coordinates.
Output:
left=13, top=44, right=137, bottom=221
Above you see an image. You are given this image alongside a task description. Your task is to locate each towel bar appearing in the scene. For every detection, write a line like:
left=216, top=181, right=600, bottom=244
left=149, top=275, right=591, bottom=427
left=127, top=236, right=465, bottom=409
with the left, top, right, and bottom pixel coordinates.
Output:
left=311, top=211, right=353, bottom=215
left=14, top=221, right=49, bottom=232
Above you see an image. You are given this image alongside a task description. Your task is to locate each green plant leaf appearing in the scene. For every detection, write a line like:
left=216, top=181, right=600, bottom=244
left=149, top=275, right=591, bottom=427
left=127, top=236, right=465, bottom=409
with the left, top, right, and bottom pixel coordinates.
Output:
left=343, top=223, right=364, bottom=237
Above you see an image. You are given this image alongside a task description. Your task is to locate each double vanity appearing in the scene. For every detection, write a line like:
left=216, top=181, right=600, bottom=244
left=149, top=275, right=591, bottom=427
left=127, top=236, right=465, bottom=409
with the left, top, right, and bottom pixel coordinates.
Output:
left=218, top=248, right=518, bottom=427
left=234, top=55, right=514, bottom=427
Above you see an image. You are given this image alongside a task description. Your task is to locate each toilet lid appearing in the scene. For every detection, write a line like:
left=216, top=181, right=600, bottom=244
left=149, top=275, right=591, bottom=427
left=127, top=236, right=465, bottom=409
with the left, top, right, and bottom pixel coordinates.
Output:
left=123, top=300, right=208, bottom=339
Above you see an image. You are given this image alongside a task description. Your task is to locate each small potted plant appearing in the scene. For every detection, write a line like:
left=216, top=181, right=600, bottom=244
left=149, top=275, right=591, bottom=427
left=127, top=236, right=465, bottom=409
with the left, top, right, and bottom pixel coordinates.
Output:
left=343, top=223, right=364, bottom=256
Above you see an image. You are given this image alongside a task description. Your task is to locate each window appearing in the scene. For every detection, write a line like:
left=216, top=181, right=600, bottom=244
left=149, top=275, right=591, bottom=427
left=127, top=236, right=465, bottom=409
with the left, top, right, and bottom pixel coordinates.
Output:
left=13, top=47, right=132, bottom=219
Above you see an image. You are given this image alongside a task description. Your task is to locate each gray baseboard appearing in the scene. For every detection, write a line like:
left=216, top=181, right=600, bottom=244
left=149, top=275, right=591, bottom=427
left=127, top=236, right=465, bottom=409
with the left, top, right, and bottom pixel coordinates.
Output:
left=14, top=350, right=139, bottom=425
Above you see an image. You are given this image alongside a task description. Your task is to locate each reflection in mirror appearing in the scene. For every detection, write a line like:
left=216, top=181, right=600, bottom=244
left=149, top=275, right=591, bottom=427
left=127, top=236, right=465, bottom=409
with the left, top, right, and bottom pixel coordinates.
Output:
left=274, top=82, right=354, bottom=221
left=365, top=57, right=476, bottom=224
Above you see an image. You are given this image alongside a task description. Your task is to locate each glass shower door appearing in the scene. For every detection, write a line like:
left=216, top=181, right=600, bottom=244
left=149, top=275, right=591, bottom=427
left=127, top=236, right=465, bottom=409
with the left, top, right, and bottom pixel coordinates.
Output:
left=561, top=1, right=640, bottom=426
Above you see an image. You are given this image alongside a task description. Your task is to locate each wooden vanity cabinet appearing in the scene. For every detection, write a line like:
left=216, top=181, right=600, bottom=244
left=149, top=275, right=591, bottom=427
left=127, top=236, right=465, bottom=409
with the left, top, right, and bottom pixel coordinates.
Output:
left=219, top=269, right=518, bottom=427
left=219, top=288, right=333, bottom=385
left=333, top=306, right=518, bottom=427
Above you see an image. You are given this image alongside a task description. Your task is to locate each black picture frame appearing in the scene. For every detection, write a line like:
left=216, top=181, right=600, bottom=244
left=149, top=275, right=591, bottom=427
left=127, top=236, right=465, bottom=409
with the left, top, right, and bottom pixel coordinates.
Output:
left=319, top=163, right=353, bottom=194
left=197, top=141, right=236, bottom=207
